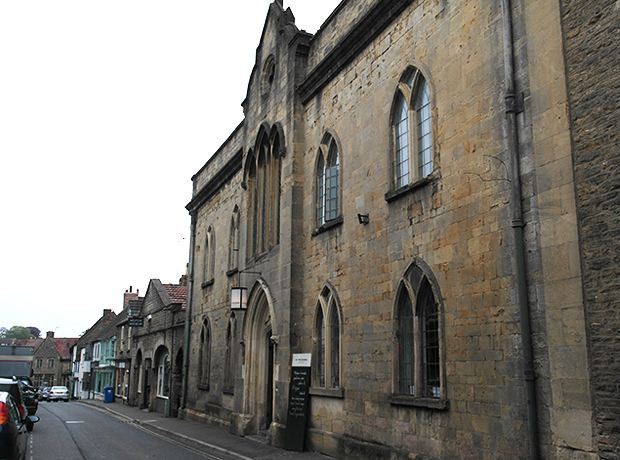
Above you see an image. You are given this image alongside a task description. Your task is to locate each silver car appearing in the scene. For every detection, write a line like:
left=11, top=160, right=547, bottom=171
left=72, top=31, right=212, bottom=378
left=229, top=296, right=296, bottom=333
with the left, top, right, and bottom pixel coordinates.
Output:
left=48, top=386, right=70, bottom=402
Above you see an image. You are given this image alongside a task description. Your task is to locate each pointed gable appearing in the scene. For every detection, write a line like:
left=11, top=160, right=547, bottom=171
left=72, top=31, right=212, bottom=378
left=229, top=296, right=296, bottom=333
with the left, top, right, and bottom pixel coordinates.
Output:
left=76, top=309, right=117, bottom=347
left=143, top=279, right=187, bottom=314
left=242, top=1, right=301, bottom=114
left=52, top=338, right=78, bottom=360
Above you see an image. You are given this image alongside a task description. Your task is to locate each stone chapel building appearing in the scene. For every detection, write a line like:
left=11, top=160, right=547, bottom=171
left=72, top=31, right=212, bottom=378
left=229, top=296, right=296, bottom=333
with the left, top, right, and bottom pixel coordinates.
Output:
left=179, top=0, right=611, bottom=459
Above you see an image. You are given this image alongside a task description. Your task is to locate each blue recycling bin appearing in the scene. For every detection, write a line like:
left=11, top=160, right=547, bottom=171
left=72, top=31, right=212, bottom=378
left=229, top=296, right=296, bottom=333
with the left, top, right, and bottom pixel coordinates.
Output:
left=104, top=386, right=114, bottom=403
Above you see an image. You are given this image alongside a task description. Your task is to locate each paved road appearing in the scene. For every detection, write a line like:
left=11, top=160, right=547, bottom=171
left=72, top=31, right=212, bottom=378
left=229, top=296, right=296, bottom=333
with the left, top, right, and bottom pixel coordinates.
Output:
left=32, top=401, right=229, bottom=460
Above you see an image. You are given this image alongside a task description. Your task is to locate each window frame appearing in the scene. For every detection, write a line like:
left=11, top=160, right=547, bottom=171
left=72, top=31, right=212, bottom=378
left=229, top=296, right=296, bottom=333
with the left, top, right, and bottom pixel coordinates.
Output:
left=311, top=284, right=344, bottom=398
left=198, top=319, right=211, bottom=390
left=227, top=206, right=240, bottom=276
left=156, top=350, right=170, bottom=398
left=202, top=226, right=215, bottom=288
left=246, top=126, right=282, bottom=258
left=223, top=315, right=236, bottom=393
left=136, top=350, right=143, bottom=394
left=314, top=132, right=343, bottom=234
left=388, top=66, right=436, bottom=198
left=389, top=260, right=447, bottom=410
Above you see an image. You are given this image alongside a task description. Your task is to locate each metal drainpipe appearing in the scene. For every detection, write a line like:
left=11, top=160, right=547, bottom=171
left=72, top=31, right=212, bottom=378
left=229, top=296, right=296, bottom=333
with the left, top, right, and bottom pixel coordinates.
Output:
left=500, top=1, right=540, bottom=458
left=181, top=213, right=197, bottom=410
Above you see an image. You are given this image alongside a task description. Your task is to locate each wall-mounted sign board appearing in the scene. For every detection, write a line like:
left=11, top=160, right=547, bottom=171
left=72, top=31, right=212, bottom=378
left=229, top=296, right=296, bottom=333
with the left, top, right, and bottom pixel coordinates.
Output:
left=128, top=317, right=144, bottom=327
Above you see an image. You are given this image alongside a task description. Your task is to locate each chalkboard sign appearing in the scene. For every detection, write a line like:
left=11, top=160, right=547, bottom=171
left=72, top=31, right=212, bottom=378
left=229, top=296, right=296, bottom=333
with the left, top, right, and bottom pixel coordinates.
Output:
left=284, top=354, right=312, bottom=452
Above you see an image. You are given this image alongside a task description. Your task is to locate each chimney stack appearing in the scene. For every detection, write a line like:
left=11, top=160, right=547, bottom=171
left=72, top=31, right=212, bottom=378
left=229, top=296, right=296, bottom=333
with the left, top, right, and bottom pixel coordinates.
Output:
left=123, top=286, right=139, bottom=310
left=46, top=331, right=54, bottom=339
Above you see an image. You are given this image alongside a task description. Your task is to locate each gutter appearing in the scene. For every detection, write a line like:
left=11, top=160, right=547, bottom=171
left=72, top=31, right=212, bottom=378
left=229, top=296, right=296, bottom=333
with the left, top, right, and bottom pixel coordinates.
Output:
left=181, top=213, right=197, bottom=409
left=501, top=0, right=540, bottom=458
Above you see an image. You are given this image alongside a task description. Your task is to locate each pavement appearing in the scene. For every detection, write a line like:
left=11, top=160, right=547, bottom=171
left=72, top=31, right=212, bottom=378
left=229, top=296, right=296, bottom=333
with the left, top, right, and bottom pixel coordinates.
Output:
left=77, top=398, right=332, bottom=460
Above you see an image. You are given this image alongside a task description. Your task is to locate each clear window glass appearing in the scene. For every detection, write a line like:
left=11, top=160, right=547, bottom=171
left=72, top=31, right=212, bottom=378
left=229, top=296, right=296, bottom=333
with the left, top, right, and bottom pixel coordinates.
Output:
left=392, top=68, right=433, bottom=190
left=396, top=264, right=442, bottom=399
left=316, top=134, right=340, bottom=226
left=157, top=351, right=170, bottom=397
left=416, top=80, right=433, bottom=178
left=394, top=92, right=410, bottom=189
left=314, top=287, right=342, bottom=390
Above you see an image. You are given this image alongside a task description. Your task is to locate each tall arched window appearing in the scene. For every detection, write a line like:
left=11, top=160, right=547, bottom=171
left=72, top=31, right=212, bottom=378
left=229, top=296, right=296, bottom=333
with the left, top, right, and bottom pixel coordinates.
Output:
left=228, top=206, right=240, bottom=273
left=316, top=308, right=326, bottom=387
left=392, top=66, right=434, bottom=190
left=136, top=350, right=144, bottom=396
left=313, top=285, right=342, bottom=391
left=224, top=315, right=236, bottom=391
left=203, top=226, right=215, bottom=286
left=247, top=126, right=281, bottom=256
left=394, top=261, right=444, bottom=401
left=199, top=319, right=211, bottom=389
left=156, top=349, right=170, bottom=398
left=316, top=133, right=341, bottom=227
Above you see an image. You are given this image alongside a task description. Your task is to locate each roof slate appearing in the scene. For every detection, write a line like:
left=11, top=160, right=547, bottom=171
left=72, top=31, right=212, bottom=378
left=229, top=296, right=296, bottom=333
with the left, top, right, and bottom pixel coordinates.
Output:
left=76, top=310, right=117, bottom=346
left=51, top=338, right=78, bottom=360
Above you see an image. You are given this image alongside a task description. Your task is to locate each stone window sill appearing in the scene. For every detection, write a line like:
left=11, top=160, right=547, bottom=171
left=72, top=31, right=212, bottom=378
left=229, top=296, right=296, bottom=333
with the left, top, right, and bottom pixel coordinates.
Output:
left=198, top=384, right=210, bottom=391
left=309, top=387, right=345, bottom=398
left=201, top=279, right=214, bottom=289
left=312, top=215, right=343, bottom=237
left=384, top=174, right=437, bottom=202
left=388, top=394, right=449, bottom=410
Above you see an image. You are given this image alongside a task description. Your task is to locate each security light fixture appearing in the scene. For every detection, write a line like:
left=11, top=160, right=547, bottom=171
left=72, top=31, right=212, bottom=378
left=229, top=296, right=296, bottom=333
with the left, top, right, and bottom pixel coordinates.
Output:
left=357, top=213, right=370, bottom=225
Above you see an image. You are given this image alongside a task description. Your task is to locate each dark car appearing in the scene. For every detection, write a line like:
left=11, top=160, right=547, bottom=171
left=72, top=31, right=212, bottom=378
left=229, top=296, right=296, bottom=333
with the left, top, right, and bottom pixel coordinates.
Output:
left=0, top=378, right=37, bottom=432
left=12, top=377, right=38, bottom=417
left=39, top=387, right=51, bottom=401
left=0, top=391, right=39, bottom=460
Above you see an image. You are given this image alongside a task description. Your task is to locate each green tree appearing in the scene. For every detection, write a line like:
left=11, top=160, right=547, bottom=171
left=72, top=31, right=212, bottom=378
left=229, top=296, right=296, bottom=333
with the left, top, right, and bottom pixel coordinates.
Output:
left=1, top=326, right=33, bottom=339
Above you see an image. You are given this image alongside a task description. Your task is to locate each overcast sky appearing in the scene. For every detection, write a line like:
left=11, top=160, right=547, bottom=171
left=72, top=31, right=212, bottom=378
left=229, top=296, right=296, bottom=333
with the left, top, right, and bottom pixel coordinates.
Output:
left=0, top=0, right=340, bottom=338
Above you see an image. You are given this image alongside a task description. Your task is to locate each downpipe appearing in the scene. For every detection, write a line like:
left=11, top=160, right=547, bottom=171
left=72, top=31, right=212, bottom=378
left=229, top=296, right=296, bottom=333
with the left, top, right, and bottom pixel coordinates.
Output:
left=501, top=0, right=541, bottom=458
left=181, top=213, right=197, bottom=410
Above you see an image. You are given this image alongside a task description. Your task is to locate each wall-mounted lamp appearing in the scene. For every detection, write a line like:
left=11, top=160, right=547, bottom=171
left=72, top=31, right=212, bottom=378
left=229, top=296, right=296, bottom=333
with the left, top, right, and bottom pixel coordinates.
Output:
left=357, top=213, right=370, bottom=225
left=230, top=287, right=248, bottom=310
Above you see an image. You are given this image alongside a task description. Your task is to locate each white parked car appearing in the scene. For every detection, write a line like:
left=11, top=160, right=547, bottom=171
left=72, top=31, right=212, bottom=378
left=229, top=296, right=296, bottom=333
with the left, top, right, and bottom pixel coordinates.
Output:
left=48, top=386, right=70, bottom=402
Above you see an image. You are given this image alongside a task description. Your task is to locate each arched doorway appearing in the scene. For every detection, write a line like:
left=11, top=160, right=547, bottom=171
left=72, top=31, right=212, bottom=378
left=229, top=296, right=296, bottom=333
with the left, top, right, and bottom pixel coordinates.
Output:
left=243, top=283, right=276, bottom=434
left=153, top=346, right=170, bottom=414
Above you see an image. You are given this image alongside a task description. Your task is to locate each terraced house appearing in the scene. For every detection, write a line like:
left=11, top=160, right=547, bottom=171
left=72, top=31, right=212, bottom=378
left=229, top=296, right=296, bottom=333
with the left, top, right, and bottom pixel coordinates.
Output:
left=178, top=0, right=618, bottom=459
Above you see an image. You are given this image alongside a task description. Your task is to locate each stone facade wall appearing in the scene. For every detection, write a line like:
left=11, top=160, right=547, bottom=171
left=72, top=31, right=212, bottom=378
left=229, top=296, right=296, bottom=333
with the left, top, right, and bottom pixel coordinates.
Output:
left=130, top=282, right=185, bottom=415
left=182, top=0, right=599, bottom=458
left=32, top=340, right=66, bottom=387
left=561, top=0, right=620, bottom=458
left=185, top=163, right=245, bottom=426
left=300, top=1, right=535, bottom=458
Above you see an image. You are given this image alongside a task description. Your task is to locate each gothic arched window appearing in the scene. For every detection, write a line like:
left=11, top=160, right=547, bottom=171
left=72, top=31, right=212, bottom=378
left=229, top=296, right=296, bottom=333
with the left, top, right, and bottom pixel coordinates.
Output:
left=247, top=127, right=281, bottom=256
left=199, top=319, right=211, bottom=390
left=394, top=261, right=444, bottom=402
left=313, top=285, right=342, bottom=390
left=316, top=133, right=341, bottom=227
left=392, top=66, right=434, bottom=190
